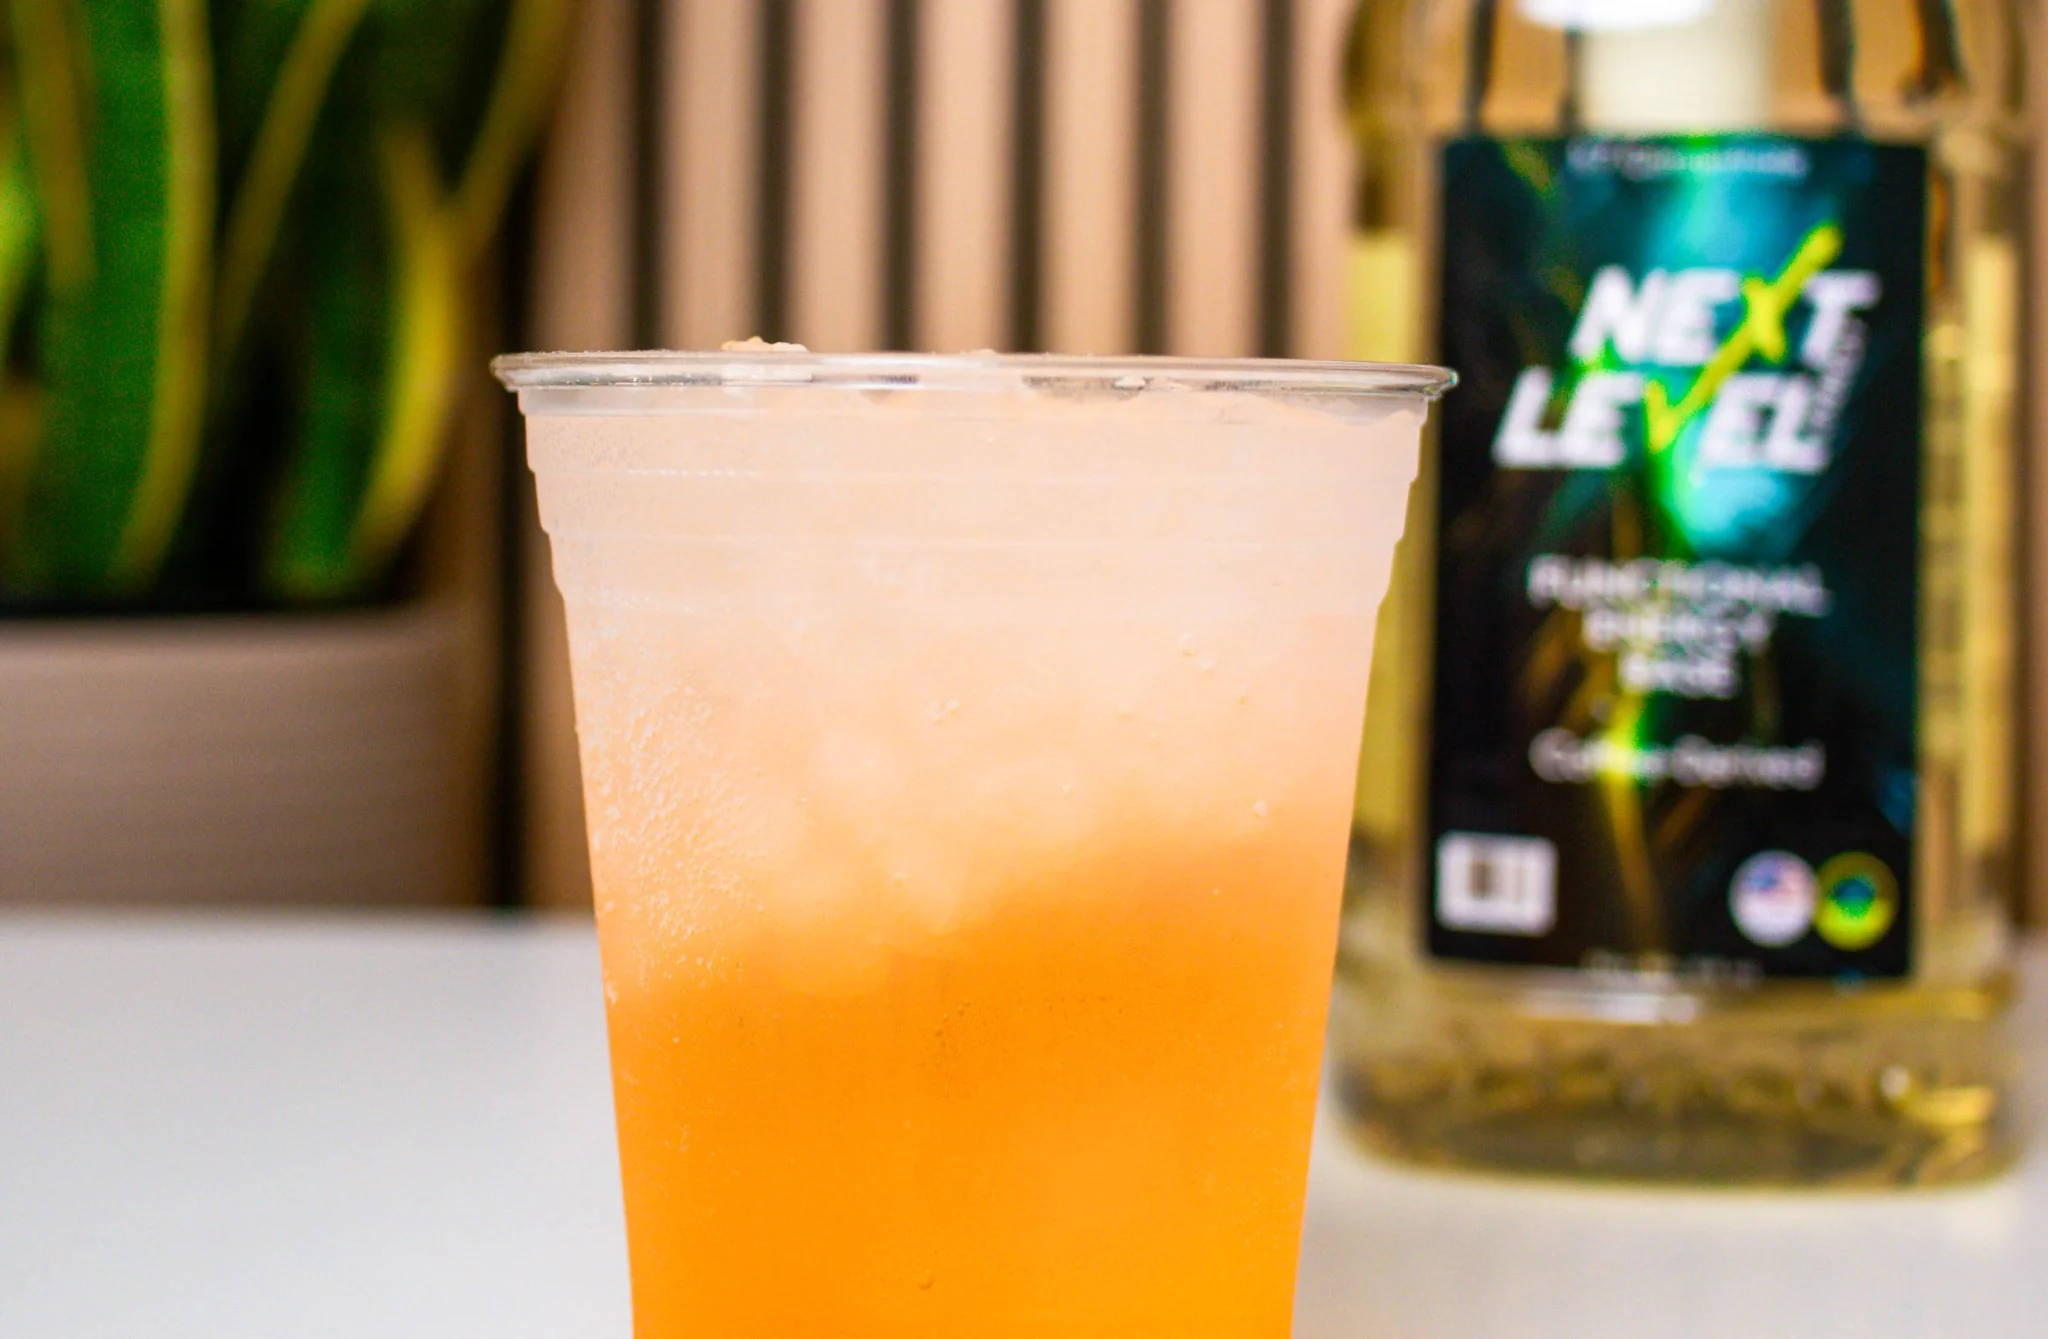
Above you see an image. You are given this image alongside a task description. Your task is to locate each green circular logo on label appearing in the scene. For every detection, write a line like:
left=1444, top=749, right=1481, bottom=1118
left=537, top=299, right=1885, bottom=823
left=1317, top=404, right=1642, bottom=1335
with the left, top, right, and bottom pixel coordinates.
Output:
left=1813, top=853, right=1898, bottom=951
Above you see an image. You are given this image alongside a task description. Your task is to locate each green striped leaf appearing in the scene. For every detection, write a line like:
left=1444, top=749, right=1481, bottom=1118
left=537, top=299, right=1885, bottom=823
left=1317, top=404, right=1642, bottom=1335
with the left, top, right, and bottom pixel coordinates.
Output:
left=451, top=0, right=569, bottom=259
left=262, top=121, right=458, bottom=602
left=7, top=0, right=215, bottom=595
left=212, top=0, right=373, bottom=380
left=260, top=142, right=388, bottom=600
left=0, top=124, right=36, bottom=328
left=7, top=0, right=90, bottom=292
left=262, top=0, right=566, bottom=599
left=343, top=123, right=460, bottom=588
left=0, top=99, right=42, bottom=555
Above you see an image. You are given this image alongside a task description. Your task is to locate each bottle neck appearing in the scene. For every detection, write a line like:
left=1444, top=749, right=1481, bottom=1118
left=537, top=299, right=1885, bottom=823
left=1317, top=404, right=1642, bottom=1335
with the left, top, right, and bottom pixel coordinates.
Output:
left=1572, top=0, right=1775, bottom=132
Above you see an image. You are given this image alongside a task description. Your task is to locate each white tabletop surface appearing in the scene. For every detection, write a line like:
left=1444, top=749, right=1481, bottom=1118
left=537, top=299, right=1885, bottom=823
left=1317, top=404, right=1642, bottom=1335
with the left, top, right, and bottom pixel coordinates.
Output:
left=0, top=915, right=2041, bottom=1339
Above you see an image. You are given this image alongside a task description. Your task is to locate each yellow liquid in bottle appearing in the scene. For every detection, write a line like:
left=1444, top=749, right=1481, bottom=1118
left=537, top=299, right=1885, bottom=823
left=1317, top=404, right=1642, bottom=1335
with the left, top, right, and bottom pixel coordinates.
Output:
left=1335, top=0, right=2022, bottom=1185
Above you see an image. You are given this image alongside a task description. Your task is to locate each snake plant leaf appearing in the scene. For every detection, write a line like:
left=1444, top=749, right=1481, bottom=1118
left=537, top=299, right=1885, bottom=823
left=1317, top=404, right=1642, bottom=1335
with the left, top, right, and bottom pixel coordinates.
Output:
left=0, top=107, right=41, bottom=555
left=212, top=0, right=373, bottom=381
left=261, top=161, right=386, bottom=601
left=340, top=0, right=569, bottom=590
left=164, top=0, right=371, bottom=594
left=345, top=123, right=461, bottom=586
left=259, top=0, right=566, bottom=599
left=7, top=0, right=91, bottom=292
left=6, top=0, right=215, bottom=595
left=263, top=119, right=459, bottom=601
left=451, top=0, right=569, bottom=260
left=0, top=95, right=40, bottom=364
left=213, top=0, right=330, bottom=158
left=358, top=0, right=503, bottom=162
left=335, top=0, right=566, bottom=591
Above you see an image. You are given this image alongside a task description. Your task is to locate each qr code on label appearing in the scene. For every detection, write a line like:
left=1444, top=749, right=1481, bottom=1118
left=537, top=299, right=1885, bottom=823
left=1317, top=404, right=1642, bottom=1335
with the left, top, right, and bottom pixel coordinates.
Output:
left=1436, top=833, right=1557, bottom=937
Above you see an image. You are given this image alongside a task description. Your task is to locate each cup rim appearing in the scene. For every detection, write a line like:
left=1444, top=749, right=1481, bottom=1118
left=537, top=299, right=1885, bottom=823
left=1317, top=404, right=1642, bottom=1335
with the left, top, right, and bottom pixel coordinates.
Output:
left=492, top=349, right=1456, bottom=400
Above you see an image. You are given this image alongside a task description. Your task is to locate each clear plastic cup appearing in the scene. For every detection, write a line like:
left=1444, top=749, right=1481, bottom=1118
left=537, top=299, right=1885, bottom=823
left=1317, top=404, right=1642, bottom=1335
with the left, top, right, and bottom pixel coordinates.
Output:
left=496, top=350, right=1451, bottom=1339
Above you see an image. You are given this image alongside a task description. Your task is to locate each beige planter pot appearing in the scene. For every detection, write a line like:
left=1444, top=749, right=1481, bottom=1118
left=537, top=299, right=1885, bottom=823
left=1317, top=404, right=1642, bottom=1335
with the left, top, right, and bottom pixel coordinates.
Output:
left=0, top=604, right=485, bottom=906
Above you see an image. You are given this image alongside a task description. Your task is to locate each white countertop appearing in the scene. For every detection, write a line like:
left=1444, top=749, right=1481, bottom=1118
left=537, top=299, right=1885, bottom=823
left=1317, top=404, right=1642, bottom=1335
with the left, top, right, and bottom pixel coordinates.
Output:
left=0, top=915, right=2040, bottom=1338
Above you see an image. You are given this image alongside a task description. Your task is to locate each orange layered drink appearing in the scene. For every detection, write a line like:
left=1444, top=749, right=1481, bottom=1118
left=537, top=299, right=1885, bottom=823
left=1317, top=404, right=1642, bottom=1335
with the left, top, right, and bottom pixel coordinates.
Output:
left=497, top=352, right=1447, bottom=1338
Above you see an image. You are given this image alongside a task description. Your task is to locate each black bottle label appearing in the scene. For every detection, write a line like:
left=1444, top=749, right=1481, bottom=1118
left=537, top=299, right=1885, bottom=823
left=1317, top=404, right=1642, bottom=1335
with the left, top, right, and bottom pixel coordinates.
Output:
left=1428, top=135, right=1925, bottom=980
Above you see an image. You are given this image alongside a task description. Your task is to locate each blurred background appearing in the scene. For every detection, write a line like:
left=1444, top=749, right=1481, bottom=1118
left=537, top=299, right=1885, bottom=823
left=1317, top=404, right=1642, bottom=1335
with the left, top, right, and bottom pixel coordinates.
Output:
left=1, top=0, right=2043, bottom=922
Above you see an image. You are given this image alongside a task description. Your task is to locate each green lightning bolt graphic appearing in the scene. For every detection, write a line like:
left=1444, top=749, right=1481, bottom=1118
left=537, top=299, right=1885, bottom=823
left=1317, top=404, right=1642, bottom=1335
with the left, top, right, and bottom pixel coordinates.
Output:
left=1642, top=223, right=1844, bottom=455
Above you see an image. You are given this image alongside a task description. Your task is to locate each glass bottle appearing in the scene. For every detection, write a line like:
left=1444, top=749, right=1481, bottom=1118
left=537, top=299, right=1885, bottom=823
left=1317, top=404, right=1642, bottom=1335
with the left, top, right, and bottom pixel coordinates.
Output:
left=1337, top=0, right=2027, bottom=1185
